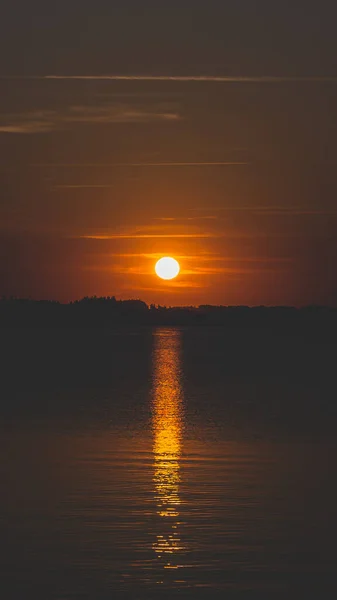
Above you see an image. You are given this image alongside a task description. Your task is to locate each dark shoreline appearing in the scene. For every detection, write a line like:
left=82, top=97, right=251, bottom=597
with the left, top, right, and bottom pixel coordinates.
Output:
left=1, top=297, right=337, bottom=333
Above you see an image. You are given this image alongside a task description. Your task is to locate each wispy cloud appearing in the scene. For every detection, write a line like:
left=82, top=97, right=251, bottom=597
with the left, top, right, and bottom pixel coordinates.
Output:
left=182, top=265, right=289, bottom=275
left=10, top=75, right=337, bottom=83
left=63, top=104, right=180, bottom=123
left=248, top=207, right=337, bottom=216
left=101, top=252, right=292, bottom=264
left=85, top=262, right=287, bottom=277
left=0, top=123, right=53, bottom=134
left=99, top=253, right=203, bottom=260
left=33, top=161, right=248, bottom=167
left=78, top=233, right=218, bottom=240
left=53, top=184, right=116, bottom=189
left=70, top=216, right=330, bottom=242
left=155, top=215, right=218, bottom=221
left=0, top=103, right=181, bottom=134
left=122, top=281, right=205, bottom=292
left=0, top=110, right=56, bottom=134
left=74, top=230, right=311, bottom=241
left=192, top=206, right=337, bottom=216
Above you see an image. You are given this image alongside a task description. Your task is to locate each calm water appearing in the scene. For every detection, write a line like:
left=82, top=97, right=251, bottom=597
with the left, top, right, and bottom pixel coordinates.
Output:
left=1, top=327, right=337, bottom=598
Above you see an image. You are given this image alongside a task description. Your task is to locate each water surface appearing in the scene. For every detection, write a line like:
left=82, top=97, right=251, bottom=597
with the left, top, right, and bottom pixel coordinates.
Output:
left=1, top=327, right=336, bottom=598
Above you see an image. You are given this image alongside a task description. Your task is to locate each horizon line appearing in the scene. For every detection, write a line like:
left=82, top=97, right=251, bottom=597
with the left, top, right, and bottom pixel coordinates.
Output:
left=0, top=296, right=335, bottom=310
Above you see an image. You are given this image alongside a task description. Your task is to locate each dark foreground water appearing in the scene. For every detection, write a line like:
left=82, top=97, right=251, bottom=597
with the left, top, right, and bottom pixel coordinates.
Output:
left=1, top=327, right=337, bottom=598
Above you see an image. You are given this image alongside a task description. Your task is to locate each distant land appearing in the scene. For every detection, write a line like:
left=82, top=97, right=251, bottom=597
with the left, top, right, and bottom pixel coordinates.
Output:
left=1, top=296, right=337, bottom=335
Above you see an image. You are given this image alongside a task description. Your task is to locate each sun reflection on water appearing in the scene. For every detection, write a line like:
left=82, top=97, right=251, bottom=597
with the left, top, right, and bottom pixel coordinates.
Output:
left=152, top=329, right=184, bottom=564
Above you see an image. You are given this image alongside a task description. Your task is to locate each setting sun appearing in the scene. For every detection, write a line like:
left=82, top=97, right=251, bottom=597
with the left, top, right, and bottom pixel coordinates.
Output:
left=155, top=257, right=180, bottom=280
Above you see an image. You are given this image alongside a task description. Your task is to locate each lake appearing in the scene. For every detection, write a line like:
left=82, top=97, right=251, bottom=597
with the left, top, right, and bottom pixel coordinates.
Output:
left=1, top=327, right=336, bottom=598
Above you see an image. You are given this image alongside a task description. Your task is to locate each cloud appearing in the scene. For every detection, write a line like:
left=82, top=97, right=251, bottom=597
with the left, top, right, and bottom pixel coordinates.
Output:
left=0, top=102, right=181, bottom=134
left=13, top=75, right=337, bottom=83
left=78, top=233, right=218, bottom=240
left=155, top=215, right=218, bottom=222
left=102, top=252, right=292, bottom=263
left=192, top=206, right=337, bottom=216
left=122, top=281, right=205, bottom=292
left=0, top=110, right=57, bottom=134
left=53, top=184, right=116, bottom=189
left=187, top=215, right=219, bottom=220
left=98, top=253, right=201, bottom=260
left=84, top=262, right=288, bottom=278
left=83, top=263, right=207, bottom=285
left=33, top=161, right=248, bottom=167
left=249, top=207, right=337, bottom=216
left=74, top=229, right=309, bottom=241
left=71, top=217, right=329, bottom=241
left=155, top=217, right=177, bottom=221
left=183, top=265, right=288, bottom=275
left=64, top=104, right=180, bottom=124
left=73, top=220, right=223, bottom=240
left=0, top=122, right=54, bottom=134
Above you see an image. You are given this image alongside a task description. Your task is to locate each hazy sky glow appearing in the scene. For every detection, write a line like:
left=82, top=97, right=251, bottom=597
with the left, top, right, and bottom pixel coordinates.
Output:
left=1, top=1, right=337, bottom=305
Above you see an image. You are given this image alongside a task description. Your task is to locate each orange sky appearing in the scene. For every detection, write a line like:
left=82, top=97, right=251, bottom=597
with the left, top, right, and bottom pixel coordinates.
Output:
left=1, top=3, right=337, bottom=306
left=2, top=200, right=335, bottom=306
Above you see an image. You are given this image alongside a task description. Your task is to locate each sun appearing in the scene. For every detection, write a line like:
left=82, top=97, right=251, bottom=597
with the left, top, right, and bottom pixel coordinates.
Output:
left=155, top=257, right=180, bottom=280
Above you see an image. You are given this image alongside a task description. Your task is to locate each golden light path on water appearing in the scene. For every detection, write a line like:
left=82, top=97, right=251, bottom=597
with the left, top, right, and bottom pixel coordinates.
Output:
left=152, top=329, right=184, bottom=568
